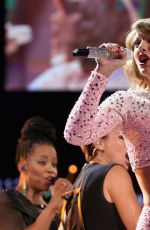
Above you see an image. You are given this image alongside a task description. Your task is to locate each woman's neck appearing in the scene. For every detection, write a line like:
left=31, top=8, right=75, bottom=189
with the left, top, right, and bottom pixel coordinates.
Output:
left=16, top=183, right=46, bottom=206
left=90, top=158, right=107, bottom=165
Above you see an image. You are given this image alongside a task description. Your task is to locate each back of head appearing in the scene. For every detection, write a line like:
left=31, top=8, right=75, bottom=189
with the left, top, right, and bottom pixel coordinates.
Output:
left=124, top=18, right=150, bottom=89
left=16, top=116, right=57, bottom=165
left=81, top=144, right=96, bottom=163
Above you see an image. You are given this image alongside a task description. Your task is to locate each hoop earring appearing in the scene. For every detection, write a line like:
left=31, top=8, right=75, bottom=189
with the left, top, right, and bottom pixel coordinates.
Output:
left=92, top=148, right=97, bottom=159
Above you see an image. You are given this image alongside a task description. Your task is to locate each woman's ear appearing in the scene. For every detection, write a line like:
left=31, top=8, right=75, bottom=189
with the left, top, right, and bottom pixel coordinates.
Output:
left=18, top=159, right=27, bottom=173
left=94, top=139, right=105, bottom=152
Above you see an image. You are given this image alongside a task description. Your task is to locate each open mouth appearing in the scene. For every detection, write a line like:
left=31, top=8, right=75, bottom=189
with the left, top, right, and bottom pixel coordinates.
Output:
left=138, top=53, right=149, bottom=64
left=47, top=177, right=57, bottom=185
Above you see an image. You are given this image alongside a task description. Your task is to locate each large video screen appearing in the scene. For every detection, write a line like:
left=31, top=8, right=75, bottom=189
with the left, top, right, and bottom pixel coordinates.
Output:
left=4, top=0, right=150, bottom=91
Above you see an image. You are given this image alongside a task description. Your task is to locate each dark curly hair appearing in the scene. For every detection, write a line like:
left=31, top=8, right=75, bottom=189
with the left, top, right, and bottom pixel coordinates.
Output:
left=16, top=116, right=57, bottom=165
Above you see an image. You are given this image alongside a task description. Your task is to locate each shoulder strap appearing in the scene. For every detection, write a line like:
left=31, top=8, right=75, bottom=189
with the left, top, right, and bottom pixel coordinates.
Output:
left=58, top=180, right=85, bottom=230
left=77, top=185, right=85, bottom=230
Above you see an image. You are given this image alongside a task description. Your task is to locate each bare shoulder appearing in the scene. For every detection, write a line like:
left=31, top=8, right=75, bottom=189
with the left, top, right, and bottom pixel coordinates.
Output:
left=104, top=165, right=141, bottom=230
left=108, top=164, right=130, bottom=177
left=105, top=164, right=133, bottom=190
left=104, top=164, right=136, bottom=203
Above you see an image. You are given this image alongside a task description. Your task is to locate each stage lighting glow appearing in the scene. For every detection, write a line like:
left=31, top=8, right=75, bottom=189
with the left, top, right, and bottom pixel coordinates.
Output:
left=68, top=164, right=78, bottom=174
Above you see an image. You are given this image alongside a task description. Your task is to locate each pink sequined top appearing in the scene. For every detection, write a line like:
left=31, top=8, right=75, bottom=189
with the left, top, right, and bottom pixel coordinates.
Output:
left=64, top=71, right=150, bottom=171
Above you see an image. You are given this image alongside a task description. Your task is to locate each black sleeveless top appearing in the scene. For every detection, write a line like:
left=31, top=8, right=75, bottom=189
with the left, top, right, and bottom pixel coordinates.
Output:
left=0, top=189, right=60, bottom=230
left=65, top=163, right=126, bottom=230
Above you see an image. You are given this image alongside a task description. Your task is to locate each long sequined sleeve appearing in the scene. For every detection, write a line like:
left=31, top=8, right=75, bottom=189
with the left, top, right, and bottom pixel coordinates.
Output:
left=64, top=71, right=128, bottom=146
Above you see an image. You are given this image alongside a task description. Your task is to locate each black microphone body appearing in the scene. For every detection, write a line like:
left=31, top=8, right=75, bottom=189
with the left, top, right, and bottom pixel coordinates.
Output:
left=73, top=46, right=131, bottom=60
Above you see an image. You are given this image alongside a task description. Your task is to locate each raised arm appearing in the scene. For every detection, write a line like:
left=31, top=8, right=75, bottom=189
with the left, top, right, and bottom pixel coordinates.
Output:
left=64, top=43, right=128, bottom=146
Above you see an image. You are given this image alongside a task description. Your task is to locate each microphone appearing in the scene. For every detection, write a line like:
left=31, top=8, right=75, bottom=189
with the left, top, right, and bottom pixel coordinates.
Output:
left=73, top=46, right=132, bottom=60
left=50, top=177, right=57, bottom=185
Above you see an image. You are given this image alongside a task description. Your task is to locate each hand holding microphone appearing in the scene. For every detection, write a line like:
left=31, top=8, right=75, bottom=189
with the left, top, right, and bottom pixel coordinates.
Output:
left=73, top=43, right=132, bottom=77
left=73, top=44, right=132, bottom=60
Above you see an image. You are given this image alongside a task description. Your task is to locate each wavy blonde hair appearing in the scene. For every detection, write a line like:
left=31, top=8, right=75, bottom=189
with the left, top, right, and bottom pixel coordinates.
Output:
left=124, top=18, right=150, bottom=89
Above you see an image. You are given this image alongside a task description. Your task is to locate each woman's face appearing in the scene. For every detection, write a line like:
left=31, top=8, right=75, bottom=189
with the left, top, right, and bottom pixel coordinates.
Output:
left=133, top=31, right=150, bottom=81
left=25, top=143, right=58, bottom=192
